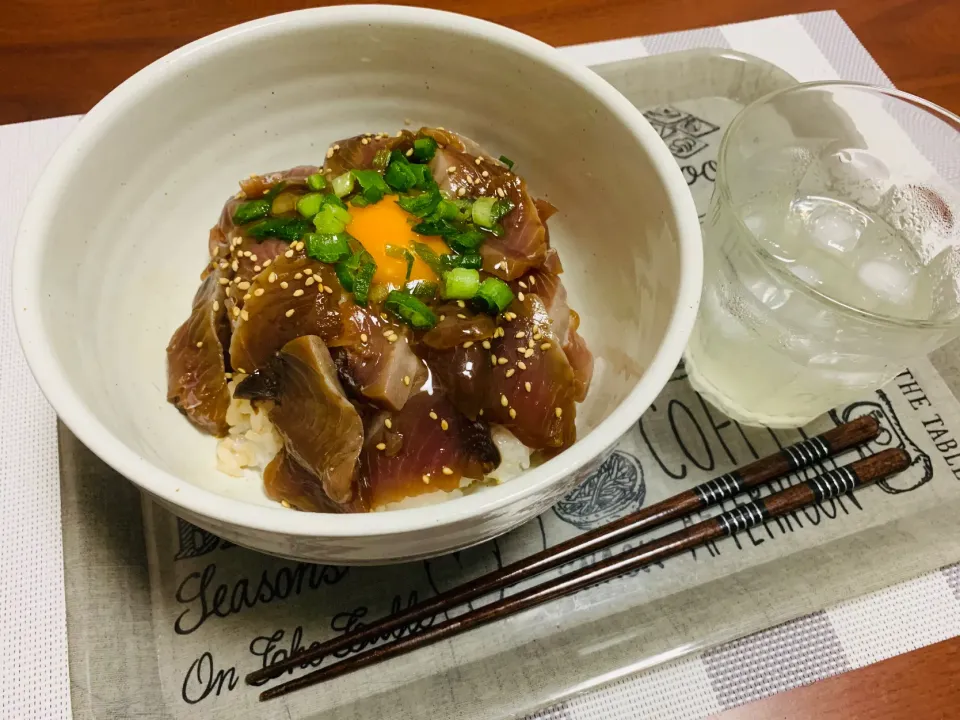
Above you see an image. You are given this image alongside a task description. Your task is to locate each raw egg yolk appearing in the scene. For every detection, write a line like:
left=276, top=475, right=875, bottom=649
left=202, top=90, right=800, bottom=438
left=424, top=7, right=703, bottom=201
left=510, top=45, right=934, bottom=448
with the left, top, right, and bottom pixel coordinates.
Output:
left=345, top=196, right=449, bottom=287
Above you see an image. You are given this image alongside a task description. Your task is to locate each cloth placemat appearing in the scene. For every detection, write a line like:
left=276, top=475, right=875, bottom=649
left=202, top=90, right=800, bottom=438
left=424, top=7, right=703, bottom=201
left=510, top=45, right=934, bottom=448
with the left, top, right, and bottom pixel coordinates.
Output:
left=1, top=10, right=957, bottom=719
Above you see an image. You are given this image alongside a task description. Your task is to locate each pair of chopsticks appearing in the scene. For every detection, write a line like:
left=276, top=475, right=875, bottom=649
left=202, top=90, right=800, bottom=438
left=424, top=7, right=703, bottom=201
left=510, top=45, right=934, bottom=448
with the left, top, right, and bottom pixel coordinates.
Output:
left=248, top=415, right=906, bottom=701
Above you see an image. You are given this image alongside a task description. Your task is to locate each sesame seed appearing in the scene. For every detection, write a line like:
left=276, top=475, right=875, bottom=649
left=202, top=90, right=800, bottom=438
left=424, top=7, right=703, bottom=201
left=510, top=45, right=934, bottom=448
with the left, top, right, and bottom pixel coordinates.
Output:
left=442, top=466, right=454, bottom=476
left=482, top=170, right=489, bottom=178
left=439, top=314, right=446, bottom=321
left=524, top=348, right=535, bottom=358
left=376, top=442, right=386, bottom=451
left=333, top=144, right=340, bottom=150
left=504, top=312, right=517, bottom=321
left=541, top=342, right=552, bottom=350
left=518, top=292, right=525, bottom=302
left=242, top=250, right=251, bottom=258
left=440, top=419, right=449, bottom=431
left=250, top=254, right=258, bottom=262
left=479, top=409, right=484, bottom=416
left=500, top=395, right=509, bottom=407
left=285, top=249, right=294, bottom=258
left=323, top=285, right=334, bottom=294
left=517, top=361, right=527, bottom=370
left=498, top=357, right=508, bottom=365
left=528, top=275, right=536, bottom=285
left=519, top=281, right=528, bottom=289
left=494, top=327, right=505, bottom=338
left=524, top=381, right=532, bottom=392
left=475, top=157, right=483, bottom=165
left=280, top=281, right=289, bottom=289
left=212, top=300, right=220, bottom=311
left=490, top=355, right=498, bottom=366
left=509, top=408, right=517, bottom=419
left=304, top=268, right=313, bottom=275
left=528, top=339, right=535, bottom=348
left=326, top=148, right=334, bottom=158
left=238, top=281, right=251, bottom=290
left=405, top=148, right=414, bottom=157
left=533, top=332, right=543, bottom=341
left=285, top=308, right=295, bottom=317
left=253, top=265, right=262, bottom=273
left=515, top=331, right=525, bottom=339
left=196, top=341, right=204, bottom=348
left=268, top=272, right=278, bottom=283
left=232, top=276, right=241, bottom=284
left=463, top=341, right=474, bottom=348
left=294, top=273, right=303, bottom=280
left=555, top=407, right=563, bottom=418
left=263, top=259, right=272, bottom=267
left=456, top=300, right=466, bottom=308
left=422, top=474, right=430, bottom=484
left=224, top=372, right=232, bottom=379
left=254, top=288, right=264, bottom=297
left=232, top=306, right=241, bottom=318
left=457, top=313, right=467, bottom=319
left=361, top=138, right=370, bottom=145
left=385, top=419, right=392, bottom=429
left=388, top=335, right=398, bottom=343
left=293, top=289, right=304, bottom=297
left=381, top=313, right=388, bottom=321
left=457, top=187, right=466, bottom=197
left=360, top=333, right=368, bottom=342
left=447, top=166, right=456, bottom=174
left=383, top=330, right=393, bottom=338
left=241, top=309, right=249, bottom=321
left=403, top=375, right=411, bottom=386
left=295, top=241, right=305, bottom=251
left=482, top=340, right=491, bottom=350
left=429, top=411, right=439, bottom=420
left=243, top=293, right=252, bottom=301
left=281, top=499, right=291, bottom=509
left=219, top=261, right=229, bottom=270
left=505, top=369, right=515, bottom=378
left=496, top=188, right=506, bottom=198
left=218, top=277, right=229, bottom=286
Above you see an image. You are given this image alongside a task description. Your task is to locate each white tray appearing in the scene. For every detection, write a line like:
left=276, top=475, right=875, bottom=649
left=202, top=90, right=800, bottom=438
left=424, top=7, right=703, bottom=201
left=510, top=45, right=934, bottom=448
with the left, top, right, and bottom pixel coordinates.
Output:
left=60, top=48, right=960, bottom=720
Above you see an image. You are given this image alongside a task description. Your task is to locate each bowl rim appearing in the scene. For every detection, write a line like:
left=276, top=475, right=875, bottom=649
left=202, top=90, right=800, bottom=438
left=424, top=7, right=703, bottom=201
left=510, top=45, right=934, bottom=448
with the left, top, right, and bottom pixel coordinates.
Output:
left=12, top=4, right=702, bottom=538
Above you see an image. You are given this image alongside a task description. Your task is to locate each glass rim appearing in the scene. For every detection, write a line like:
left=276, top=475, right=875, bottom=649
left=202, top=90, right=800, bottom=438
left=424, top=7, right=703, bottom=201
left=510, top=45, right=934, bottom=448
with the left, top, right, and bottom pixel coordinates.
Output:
left=716, top=79, right=960, bottom=331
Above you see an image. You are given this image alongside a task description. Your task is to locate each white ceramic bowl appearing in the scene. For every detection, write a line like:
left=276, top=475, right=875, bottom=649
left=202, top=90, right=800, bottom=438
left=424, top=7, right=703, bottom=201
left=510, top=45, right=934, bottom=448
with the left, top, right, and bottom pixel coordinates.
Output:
left=13, top=6, right=701, bottom=564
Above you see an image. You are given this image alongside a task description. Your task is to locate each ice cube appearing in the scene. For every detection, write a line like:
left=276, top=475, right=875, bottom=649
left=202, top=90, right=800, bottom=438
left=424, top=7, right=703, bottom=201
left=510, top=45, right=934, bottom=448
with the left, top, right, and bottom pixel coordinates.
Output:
left=878, top=182, right=960, bottom=265
left=857, top=259, right=916, bottom=304
left=822, top=149, right=891, bottom=209
left=745, top=275, right=791, bottom=310
left=789, top=264, right=820, bottom=286
left=928, top=245, right=960, bottom=318
left=805, top=202, right=866, bottom=254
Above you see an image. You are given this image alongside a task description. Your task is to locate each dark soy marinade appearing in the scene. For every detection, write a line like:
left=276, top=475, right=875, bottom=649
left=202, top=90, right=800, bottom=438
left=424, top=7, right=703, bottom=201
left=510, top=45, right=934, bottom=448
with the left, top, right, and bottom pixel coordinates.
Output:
left=166, top=128, right=593, bottom=512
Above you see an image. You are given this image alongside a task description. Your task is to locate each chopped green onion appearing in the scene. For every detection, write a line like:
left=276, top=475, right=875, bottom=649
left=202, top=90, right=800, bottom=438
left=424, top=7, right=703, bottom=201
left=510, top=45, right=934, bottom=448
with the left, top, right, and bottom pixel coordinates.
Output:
left=368, top=283, right=390, bottom=305
left=498, top=155, right=515, bottom=170
left=296, top=192, right=325, bottom=219
left=247, top=217, right=312, bottom=242
left=384, top=159, right=417, bottom=192
left=398, top=186, right=441, bottom=218
left=335, top=249, right=376, bottom=304
left=332, top=172, right=355, bottom=198
left=441, top=253, right=483, bottom=271
left=385, top=290, right=438, bottom=330
left=474, top=277, right=515, bottom=314
left=352, top=169, right=390, bottom=203
left=411, top=136, right=438, bottom=162
left=320, top=193, right=347, bottom=210
left=350, top=195, right=371, bottom=208
left=446, top=228, right=485, bottom=254
left=335, top=262, right=355, bottom=292
left=412, top=218, right=455, bottom=237
left=385, top=245, right=415, bottom=281
left=232, top=198, right=271, bottom=225
left=313, top=205, right=349, bottom=234
left=472, top=196, right=515, bottom=228
left=305, top=232, right=351, bottom=263
left=373, top=147, right=391, bottom=171
left=353, top=259, right=377, bottom=305
left=411, top=241, right=445, bottom=277
left=264, top=181, right=288, bottom=201
left=409, top=163, right=434, bottom=190
left=443, top=267, right=480, bottom=299
left=306, top=173, right=327, bottom=191
left=405, top=280, right=438, bottom=299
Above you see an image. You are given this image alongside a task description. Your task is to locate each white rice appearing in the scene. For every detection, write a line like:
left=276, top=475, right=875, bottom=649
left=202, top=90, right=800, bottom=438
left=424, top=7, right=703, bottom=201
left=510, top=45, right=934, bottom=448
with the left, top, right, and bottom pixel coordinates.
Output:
left=216, top=379, right=532, bottom=508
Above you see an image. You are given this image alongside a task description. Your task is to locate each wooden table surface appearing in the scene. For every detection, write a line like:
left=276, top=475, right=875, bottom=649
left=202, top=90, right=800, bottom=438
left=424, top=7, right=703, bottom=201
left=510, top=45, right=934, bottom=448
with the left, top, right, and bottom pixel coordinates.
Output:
left=4, top=0, right=960, bottom=717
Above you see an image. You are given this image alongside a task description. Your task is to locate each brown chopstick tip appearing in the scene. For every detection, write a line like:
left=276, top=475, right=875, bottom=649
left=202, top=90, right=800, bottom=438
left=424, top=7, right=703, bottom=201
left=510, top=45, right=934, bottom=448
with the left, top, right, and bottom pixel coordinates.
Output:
left=850, top=447, right=910, bottom=480
left=823, top=414, right=880, bottom=448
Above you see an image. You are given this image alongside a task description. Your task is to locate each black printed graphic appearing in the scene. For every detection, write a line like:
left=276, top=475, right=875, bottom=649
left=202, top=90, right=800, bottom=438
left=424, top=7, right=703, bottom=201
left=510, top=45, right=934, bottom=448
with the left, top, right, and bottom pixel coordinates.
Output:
left=553, top=451, right=645, bottom=530
left=643, top=105, right=720, bottom=160
left=174, top=518, right=233, bottom=561
left=830, top=389, right=933, bottom=493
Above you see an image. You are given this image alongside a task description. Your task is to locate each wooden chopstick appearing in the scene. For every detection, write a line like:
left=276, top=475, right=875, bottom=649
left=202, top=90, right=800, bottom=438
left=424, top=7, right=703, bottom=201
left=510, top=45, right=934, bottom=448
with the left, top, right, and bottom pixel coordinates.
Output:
left=254, top=426, right=897, bottom=702
left=247, top=415, right=879, bottom=688
left=259, top=448, right=908, bottom=701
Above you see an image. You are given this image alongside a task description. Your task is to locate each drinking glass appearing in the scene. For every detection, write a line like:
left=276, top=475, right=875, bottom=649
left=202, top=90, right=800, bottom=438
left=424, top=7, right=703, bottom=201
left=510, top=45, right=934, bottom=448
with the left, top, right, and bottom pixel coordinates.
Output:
left=685, top=82, right=960, bottom=427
